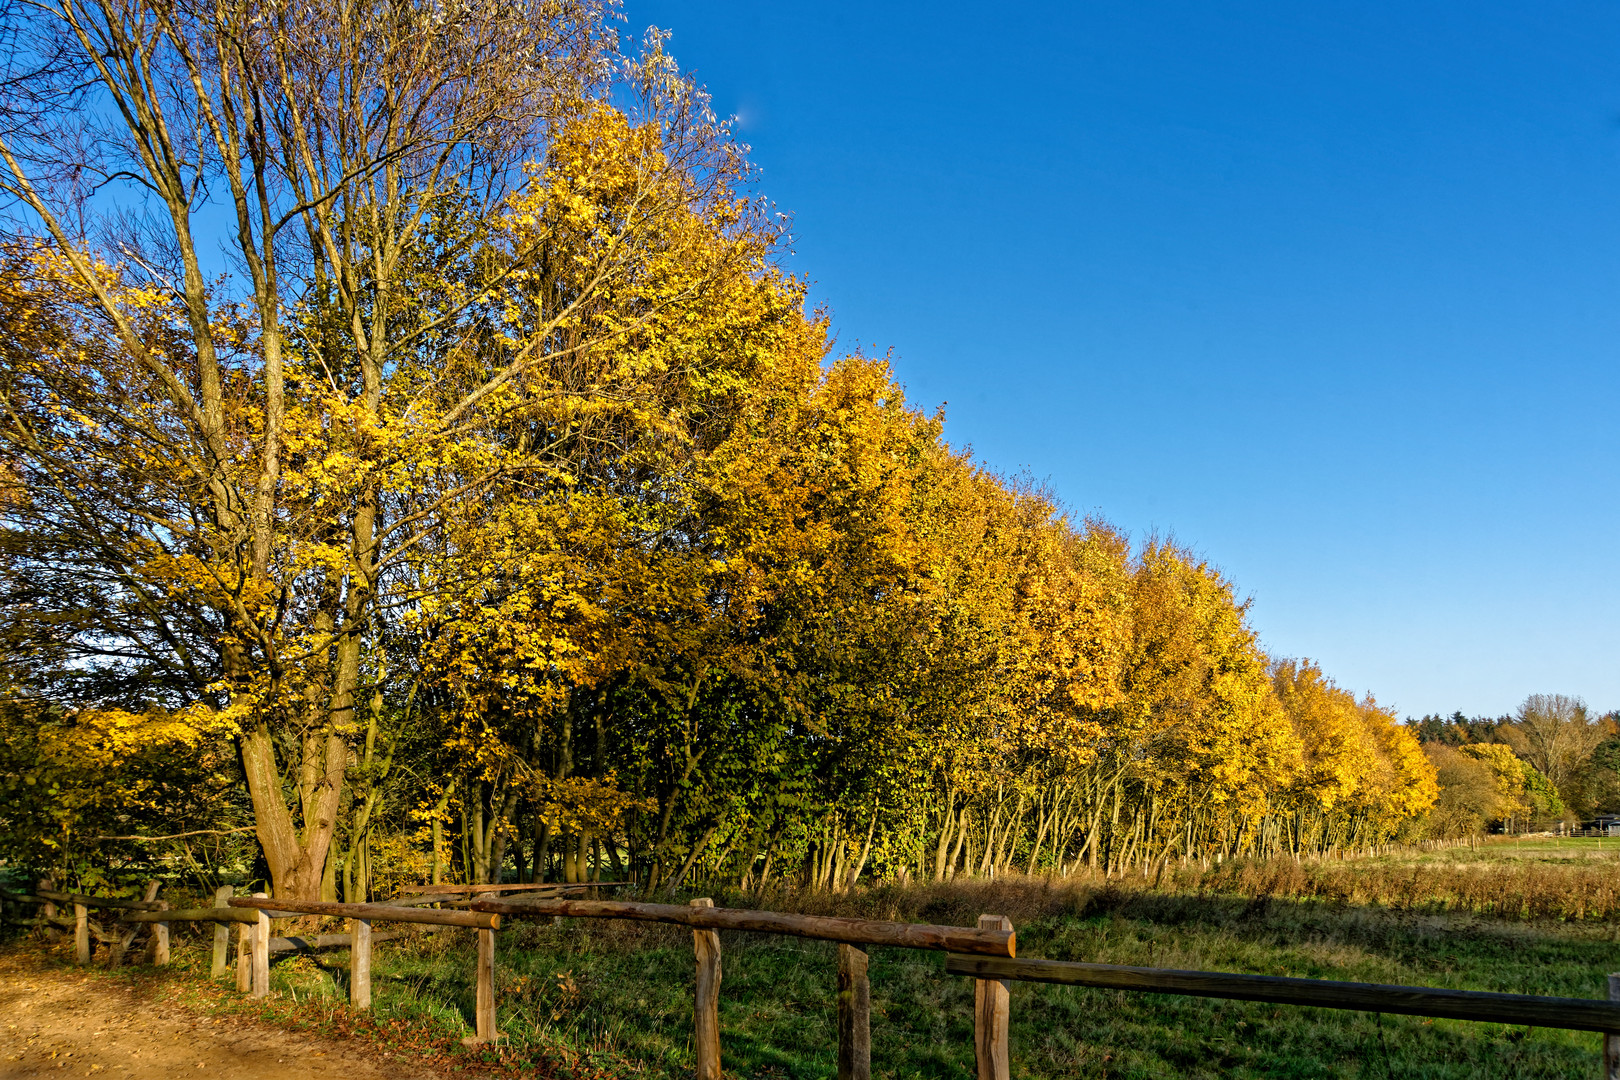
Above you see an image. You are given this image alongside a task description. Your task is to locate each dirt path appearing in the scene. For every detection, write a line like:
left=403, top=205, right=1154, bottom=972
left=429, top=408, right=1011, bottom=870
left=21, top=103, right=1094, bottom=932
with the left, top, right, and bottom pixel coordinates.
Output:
left=0, top=952, right=443, bottom=1080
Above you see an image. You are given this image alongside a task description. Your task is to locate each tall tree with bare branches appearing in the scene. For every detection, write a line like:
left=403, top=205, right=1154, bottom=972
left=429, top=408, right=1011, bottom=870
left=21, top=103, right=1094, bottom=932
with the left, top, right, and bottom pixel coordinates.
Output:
left=0, top=0, right=772, bottom=897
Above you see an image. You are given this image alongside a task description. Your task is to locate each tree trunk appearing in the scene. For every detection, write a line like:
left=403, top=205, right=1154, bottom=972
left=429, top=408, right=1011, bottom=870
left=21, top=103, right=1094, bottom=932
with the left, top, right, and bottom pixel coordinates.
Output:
left=847, top=809, right=878, bottom=890
left=531, top=811, right=552, bottom=884
left=665, top=824, right=719, bottom=895
left=430, top=782, right=455, bottom=885
left=239, top=724, right=344, bottom=901
left=946, top=809, right=969, bottom=882
left=932, top=788, right=958, bottom=881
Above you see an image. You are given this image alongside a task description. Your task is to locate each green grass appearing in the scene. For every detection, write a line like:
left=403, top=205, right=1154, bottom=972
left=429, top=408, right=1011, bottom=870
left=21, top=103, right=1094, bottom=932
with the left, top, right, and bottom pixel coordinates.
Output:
left=215, top=851, right=1620, bottom=1080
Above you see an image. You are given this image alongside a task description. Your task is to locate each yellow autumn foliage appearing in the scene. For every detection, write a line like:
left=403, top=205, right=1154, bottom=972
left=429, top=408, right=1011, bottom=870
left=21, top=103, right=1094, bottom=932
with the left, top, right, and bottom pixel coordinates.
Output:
left=0, top=8, right=1444, bottom=894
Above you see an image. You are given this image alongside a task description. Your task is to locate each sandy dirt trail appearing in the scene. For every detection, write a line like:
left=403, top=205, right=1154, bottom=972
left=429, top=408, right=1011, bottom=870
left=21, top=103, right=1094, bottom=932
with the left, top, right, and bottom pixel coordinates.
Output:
left=0, top=951, right=443, bottom=1080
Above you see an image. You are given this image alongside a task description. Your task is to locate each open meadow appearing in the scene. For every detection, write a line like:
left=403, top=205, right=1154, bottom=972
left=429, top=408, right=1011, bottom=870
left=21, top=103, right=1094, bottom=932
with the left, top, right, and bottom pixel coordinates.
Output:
left=17, top=837, right=1620, bottom=1080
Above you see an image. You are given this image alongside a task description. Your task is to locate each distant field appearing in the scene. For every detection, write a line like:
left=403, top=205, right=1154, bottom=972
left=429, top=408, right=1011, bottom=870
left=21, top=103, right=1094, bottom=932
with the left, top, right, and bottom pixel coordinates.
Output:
left=1147, top=836, right=1620, bottom=922
left=1370, top=835, right=1620, bottom=863
left=32, top=841, right=1620, bottom=1079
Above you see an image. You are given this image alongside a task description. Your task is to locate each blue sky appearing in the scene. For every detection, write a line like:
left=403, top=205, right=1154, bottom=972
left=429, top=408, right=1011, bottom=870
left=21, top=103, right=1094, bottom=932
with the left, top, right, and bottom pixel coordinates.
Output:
left=628, top=1, right=1620, bottom=720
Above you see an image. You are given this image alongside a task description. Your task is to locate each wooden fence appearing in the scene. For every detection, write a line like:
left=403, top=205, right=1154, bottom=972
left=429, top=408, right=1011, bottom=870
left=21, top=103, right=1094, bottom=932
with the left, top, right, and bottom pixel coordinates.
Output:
left=8, top=884, right=1620, bottom=1078
left=466, top=895, right=1016, bottom=1080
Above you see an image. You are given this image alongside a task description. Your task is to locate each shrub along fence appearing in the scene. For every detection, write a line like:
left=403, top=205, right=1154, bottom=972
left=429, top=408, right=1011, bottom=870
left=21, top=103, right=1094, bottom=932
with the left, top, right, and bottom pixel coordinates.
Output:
left=8, top=884, right=1620, bottom=1078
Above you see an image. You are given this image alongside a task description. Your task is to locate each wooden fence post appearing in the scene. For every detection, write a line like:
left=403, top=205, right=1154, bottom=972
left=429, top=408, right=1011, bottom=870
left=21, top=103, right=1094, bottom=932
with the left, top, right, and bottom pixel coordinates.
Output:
left=458, top=887, right=499, bottom=1043
left=837, top=943, right=871, bottom=1080
left=211, top=886, right=234, bottom=979
left=973, top=915, right=1011, bottom=1080
left=74, top=903, right=89, bottom=965
left=235, top=918, right=252, bottom=992
left=152, top=901, right=170, bottom=966
left=1606, top=973, right=1620, bottom=1080
left=691, top=897, right=722, bottom=1080
left=38, top=878, right=59, bottom=943
left=475, top=925, right=497, bottom=1041
left=352, top=918, right=372, bottom=1010
left=250, top=892, right=270, bottom=998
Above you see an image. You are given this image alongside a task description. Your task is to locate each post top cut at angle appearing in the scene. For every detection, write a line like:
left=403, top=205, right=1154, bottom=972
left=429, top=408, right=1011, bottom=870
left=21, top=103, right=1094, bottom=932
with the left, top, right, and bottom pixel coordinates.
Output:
left=468, top=897, right=1015, bottom=957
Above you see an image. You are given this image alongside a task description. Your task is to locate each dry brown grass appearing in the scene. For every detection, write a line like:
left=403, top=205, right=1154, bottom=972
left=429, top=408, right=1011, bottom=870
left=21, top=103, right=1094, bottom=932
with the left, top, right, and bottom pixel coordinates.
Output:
left=729, top=837, right=1620, bottom=925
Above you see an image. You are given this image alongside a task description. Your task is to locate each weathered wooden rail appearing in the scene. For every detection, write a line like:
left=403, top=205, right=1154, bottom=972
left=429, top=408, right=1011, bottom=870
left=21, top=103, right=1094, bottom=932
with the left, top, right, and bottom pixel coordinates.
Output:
left=12, top=883, right=1620, bottom=1078
left=944, top=954, right=1620, bottom=1079
left=397, top=881, right=633, bottom=896
left=947, top=954, right=1620, bottom=1031
left=470, top=896, right=1017, bottom=955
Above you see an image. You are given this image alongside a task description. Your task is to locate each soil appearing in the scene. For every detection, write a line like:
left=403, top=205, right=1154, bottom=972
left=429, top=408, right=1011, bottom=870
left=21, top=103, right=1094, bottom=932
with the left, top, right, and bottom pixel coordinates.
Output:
left=0, top=950, right=443, bottom=1080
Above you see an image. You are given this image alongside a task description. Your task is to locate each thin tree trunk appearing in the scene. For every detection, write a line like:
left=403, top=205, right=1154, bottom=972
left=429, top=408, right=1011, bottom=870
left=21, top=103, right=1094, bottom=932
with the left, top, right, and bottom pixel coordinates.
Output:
left=932, top=787, right=958, bottom=881
left=665, top=824, right=720, bottom=895
left=847, top=808, right=878, bottom=890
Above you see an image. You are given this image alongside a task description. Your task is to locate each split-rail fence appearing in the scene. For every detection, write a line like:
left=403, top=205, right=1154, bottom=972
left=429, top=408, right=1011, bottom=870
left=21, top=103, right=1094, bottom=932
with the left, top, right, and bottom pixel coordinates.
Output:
left=6, top=882, right=1620, bottom=1079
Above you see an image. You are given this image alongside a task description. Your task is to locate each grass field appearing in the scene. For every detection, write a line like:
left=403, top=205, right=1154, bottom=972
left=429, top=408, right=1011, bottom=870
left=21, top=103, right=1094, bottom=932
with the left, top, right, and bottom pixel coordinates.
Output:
left=33, top=837, right=1620, bottom=1079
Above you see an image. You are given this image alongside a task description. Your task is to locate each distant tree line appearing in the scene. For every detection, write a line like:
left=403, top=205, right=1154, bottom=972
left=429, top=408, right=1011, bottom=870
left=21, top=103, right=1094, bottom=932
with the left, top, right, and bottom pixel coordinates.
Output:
left=1410, top=694, right=1620, bottom=836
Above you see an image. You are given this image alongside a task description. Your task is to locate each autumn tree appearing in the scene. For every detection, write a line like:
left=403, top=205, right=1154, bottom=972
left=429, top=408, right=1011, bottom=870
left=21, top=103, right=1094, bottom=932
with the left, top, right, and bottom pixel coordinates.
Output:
left=0, top=0, right=786, bottom=898
left=1422, top=744, right=1503, bottom=838
left=1272, top=659, right=1434, bottom=851
left=1500, top=693, right=1608, bottom=814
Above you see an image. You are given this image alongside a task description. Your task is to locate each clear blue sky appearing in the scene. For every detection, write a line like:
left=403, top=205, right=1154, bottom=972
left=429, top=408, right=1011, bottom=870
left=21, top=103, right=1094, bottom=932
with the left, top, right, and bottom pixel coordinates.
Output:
left=628, top=1, right=1620, bottom=720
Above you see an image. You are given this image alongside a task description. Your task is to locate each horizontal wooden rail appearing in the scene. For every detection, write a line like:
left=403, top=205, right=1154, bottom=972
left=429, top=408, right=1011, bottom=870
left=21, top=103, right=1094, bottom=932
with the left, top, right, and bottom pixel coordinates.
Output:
left=121, top=907, right=260, bottom=925
left=0, top=893, right=65, bottom=912
left=399, top=882, right=537, bottom=896
left=35, top=889, right=163, bottom=911
left=227, top=897, right=500, bottom=930
left=471, top=898, right=1015, bottom=957
left=440, top=889, right=617, bottom=909
left=945, top=955, right=1620, bottom=1033
left=270, top=931, right=403, bottom=954
left=381, top=896, right=458, bottom=908
left=398, top=880, right=631, bottom=895
left=383, top=898, right=545, bottom=913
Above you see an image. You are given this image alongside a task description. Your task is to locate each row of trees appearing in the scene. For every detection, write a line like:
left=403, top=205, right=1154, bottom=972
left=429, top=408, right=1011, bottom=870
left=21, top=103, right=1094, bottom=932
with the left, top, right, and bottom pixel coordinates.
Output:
left=0, top=0, right=1449, bottom=900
